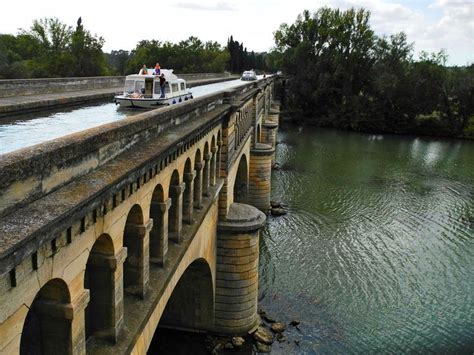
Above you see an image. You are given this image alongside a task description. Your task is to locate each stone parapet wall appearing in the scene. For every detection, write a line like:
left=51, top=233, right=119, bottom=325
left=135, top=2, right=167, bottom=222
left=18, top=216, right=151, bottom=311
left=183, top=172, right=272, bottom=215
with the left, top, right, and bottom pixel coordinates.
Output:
left=0, top=76, right=125, bottom=98
left=0, top=73, right=232, bottom=98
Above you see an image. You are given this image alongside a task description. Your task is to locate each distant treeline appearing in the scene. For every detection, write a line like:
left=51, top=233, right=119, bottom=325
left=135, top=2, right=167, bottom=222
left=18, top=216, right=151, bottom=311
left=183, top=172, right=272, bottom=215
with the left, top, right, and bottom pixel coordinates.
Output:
left=107, top=36, right=277, bottom=75
left=274, top=8, right=474, bottom=138
left=0, top=17, right=275, bottom=79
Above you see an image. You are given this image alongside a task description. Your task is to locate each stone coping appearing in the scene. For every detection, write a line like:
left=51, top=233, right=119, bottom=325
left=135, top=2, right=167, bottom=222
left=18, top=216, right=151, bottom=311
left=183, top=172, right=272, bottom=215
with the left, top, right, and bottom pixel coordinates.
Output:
left=262, top=121, right=278, bottom=128
left=217, top=203, right=267, bottom=233
left=251, top=143, right=275, bottom=156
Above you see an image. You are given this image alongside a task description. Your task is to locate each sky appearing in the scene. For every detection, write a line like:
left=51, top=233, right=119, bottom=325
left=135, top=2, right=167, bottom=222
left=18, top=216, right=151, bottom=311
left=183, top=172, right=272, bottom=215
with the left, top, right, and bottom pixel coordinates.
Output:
left=0, top=0, right=473, bottom=66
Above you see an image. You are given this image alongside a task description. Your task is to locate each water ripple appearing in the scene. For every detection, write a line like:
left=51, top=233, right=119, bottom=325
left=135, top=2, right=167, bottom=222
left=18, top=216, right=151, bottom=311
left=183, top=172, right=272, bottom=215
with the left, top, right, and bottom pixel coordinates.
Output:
left=259, top=126, right=474, bottom=353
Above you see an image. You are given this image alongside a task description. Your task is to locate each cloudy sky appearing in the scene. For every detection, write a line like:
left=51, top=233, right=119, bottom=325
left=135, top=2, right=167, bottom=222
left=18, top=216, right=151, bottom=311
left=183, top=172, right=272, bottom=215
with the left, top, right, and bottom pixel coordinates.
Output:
left=0, top=0, right=472, bottom=65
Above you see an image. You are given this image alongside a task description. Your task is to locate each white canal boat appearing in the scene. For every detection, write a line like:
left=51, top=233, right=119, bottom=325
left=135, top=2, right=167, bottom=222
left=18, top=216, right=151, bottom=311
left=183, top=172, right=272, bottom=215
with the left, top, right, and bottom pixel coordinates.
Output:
left=114, top=69, right=193, bottom=108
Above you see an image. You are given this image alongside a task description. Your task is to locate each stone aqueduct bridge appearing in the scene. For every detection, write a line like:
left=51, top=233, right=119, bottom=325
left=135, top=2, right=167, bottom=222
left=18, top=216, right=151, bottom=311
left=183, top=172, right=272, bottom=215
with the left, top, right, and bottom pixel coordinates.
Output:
left=0, top=77, right=280, bottom=354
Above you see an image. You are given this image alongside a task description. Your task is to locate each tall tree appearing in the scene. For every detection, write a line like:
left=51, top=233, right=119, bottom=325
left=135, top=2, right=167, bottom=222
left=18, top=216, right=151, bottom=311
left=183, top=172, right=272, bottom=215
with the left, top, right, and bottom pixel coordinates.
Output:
left=68, top=17, right=108, bottom=76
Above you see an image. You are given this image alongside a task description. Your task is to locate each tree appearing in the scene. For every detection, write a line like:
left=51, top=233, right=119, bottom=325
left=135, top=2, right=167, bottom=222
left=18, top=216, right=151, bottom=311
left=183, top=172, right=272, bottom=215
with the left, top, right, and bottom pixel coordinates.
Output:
left=106, top=50, right=130, bottom=75
left=124, top=37, right=229, bottom=74
left=68, top=17, right=108, bottom=76
left=273, top=7, right=474, bottom=138
left=274, top=8, right=375, bottom=127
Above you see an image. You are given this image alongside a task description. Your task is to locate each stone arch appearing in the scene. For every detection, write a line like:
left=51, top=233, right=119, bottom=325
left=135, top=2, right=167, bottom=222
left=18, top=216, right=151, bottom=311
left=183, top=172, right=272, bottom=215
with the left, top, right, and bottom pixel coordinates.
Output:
left=234, top=154, right=249, bottom=203
left=182, top=159, right=194, bottom=225
left=193, top=149, right=203, bottom=210
left=20, top=278, right=72, bottom=354
left=168, top=170, right=183, bottom=243
left=150, top=184, right=169, bottom=265
left=84, top=234, right=117, bottom=342
left=155, top=258, right=214, bottom=336
left=123, top=204, right=148, bottom=298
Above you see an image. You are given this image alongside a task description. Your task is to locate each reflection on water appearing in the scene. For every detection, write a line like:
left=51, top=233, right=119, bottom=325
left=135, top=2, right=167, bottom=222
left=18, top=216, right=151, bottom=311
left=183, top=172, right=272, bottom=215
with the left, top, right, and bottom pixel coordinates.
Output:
left=0, top=78, right=254, bottom=155
left=259, top=125, right=474, bottom=353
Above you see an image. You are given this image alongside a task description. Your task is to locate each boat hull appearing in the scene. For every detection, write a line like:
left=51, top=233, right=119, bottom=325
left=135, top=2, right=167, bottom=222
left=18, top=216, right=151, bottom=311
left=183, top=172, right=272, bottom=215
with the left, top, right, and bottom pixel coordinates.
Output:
left=114, top=93, right=192, bottom=108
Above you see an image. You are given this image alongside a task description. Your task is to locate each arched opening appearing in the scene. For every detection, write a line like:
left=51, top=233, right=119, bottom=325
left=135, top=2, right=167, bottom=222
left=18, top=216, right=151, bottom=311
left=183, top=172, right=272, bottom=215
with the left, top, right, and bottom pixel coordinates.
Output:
left=20, top=279, right=72, bottom=354
left=168, top=170, right=182, bottom=243
left=203, top=142, right=211, bottom=197
left=193, top=150, right=203, bottom=210
left=123, top=204, right=147, bottom=297
left=235, top=122, right=240, bottom=148
left=256, top=124, right=261, bottom=143
left=210, top=136, right=217, bottom=186
left=182, top=159, right=194, bottom=225
left=147, top=259, right=214, bottom=353
left=234, top=154, right=248, bottom=204
left=150, top=184, right=168, bottom=265
left=216, top=131, right=222, bottom=179
left=84, top=234, right=116, bottom=341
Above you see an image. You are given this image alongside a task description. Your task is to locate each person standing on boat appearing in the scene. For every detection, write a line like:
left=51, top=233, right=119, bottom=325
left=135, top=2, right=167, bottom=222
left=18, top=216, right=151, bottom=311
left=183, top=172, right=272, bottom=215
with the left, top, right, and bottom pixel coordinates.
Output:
left=139, top=64, right=148, bottom=75
left=154, top=63, right=161, bottom=75
left=159, top=73, right=166, bottom=98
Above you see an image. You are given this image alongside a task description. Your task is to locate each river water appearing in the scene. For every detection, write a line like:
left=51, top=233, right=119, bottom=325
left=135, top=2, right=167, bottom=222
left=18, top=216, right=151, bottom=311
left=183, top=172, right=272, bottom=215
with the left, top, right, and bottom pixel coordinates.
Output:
left=259, top=124, right=474, bottom=354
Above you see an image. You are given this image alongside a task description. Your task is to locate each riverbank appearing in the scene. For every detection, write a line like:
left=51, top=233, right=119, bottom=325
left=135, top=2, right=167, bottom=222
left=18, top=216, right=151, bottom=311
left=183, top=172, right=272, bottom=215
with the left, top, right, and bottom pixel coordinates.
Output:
left=280, top=110, right=474, bottom=141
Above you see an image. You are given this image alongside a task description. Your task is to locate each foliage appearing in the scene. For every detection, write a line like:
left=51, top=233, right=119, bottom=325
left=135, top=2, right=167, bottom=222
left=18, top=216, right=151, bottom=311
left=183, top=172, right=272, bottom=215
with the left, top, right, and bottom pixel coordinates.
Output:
left=123, top=37, right=230, bottom=74
left=0, top=17, right=109, bottom=78
left=274, top=8, right=474, bottom=138
left=226, top=36, right=275, bottom=73
left=105, top=50, right=131, bottom=75
left=68, top=17, right=109, bottom=76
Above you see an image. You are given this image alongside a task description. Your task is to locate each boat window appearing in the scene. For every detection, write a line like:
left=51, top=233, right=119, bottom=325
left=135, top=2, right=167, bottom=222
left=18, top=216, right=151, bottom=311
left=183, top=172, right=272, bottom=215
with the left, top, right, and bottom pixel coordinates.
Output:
left=171, top=83, right=178, bottom=92
left=135, top=80, right=145, bottom=94
left=124, top=80, right=135, bottom=94
left=180, top=83, right=185, bottom=91
left=165, top=83, right=171, bottom=94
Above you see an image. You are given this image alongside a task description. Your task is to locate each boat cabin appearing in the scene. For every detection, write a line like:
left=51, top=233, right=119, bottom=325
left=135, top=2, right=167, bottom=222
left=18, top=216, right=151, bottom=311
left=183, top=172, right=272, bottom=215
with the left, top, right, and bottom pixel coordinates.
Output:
left=123, top=69, right=187, bottom=99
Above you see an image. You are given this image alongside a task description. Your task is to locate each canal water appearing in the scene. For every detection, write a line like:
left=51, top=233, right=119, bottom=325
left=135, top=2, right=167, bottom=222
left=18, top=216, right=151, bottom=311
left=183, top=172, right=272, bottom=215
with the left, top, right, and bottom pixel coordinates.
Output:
left=259, top=124, right=474, bottom=354
left=0, top=78, right=255, bottom=155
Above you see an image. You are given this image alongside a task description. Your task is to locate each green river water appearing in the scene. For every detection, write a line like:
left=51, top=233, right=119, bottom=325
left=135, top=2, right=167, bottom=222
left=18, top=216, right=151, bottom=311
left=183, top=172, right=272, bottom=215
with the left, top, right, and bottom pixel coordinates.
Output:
left=258, top=124, right=474, bottom=354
